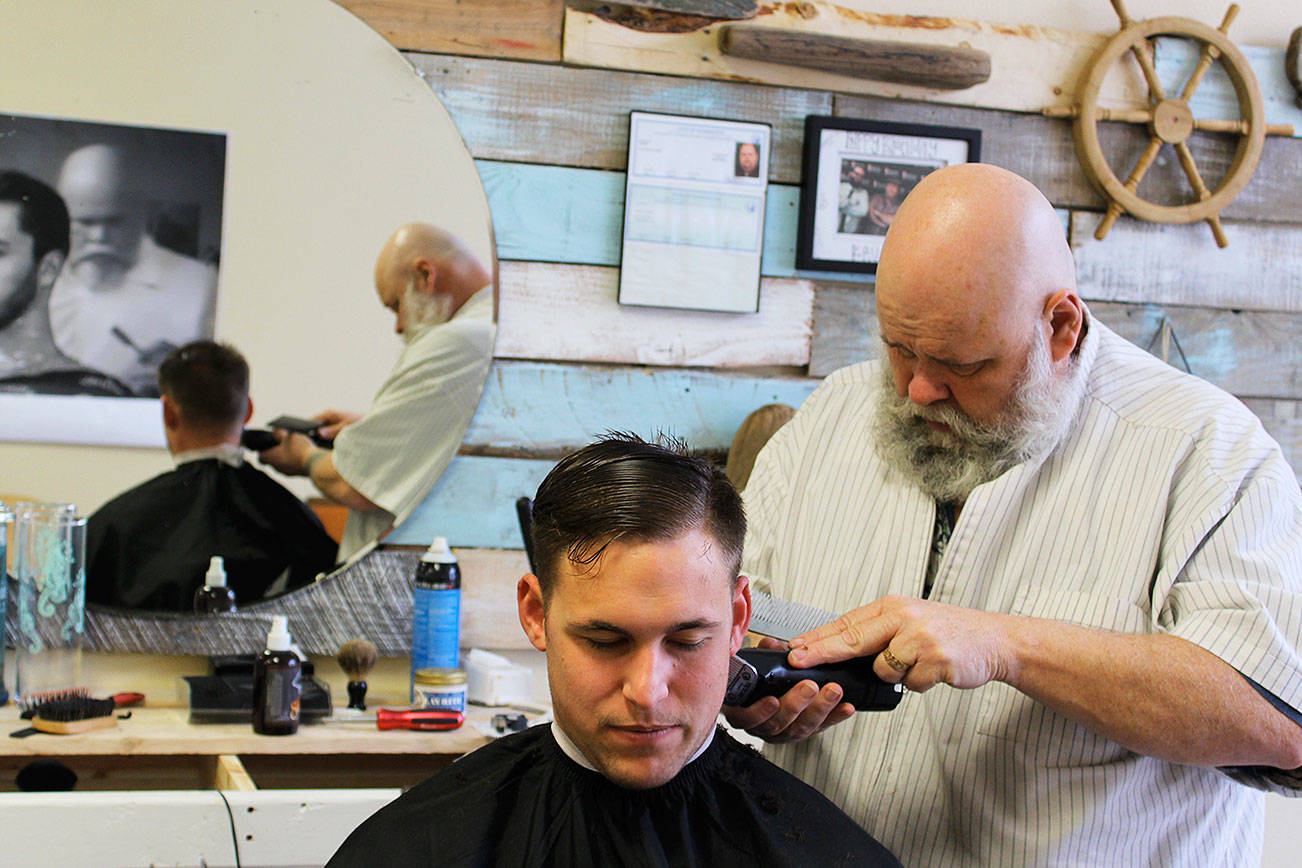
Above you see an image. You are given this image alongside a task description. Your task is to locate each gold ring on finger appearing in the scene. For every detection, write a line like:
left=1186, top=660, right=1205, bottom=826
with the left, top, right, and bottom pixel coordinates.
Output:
left=881, top=646, right=912, bottom=674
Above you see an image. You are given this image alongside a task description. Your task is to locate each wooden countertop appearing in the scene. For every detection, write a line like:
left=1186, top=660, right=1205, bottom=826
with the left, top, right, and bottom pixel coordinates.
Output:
left=0, top=704, right=495, bottom=758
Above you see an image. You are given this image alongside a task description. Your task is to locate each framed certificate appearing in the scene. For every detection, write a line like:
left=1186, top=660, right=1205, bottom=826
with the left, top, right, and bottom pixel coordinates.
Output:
left=618, top=111, right=771, bottom=313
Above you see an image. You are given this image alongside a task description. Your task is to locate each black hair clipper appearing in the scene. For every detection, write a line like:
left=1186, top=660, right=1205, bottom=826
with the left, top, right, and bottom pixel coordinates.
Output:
left=724, top=648, right=903, bottom=711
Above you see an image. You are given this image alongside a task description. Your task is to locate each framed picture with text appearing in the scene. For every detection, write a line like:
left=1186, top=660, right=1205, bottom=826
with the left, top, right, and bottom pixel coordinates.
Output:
left=795, top=116, right=981, bottom=274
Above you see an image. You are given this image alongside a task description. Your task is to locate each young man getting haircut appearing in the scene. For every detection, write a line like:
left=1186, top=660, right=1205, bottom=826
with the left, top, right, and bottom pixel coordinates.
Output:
left=328, top=434, right=899, bottom=867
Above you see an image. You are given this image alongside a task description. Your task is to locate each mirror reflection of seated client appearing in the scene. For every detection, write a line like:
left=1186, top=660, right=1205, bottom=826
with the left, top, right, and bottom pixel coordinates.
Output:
left=49, top=143, right=217, bottom=396
left=0, top=170, right=130, bottom=396
left=259, top=222, right=495, bottom=561
left=85, top=341, right=338, bottom=612
left=326, top=434, right=901, bottom=868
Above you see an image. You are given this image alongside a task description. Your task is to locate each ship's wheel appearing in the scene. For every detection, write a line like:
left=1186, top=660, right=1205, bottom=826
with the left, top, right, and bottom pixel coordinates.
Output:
left=1045, top=0, right=1293, bottom=247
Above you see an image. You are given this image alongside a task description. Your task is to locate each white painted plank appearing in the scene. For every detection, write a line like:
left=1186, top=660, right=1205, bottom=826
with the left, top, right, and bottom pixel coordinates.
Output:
left=0, top=788, right=401, bottom=868
left=562, top=5, right=1299, bottom=134
left=495, top=261, right=815, bottom=367
left=0, top=791, right=237, bottom=868
left=455, top=547, right=534, bottom=649
left=562, top=4, right=1138, bottom=114
left=228, top=788, right=401, bottom=866
left=1070, top=212, right=1302, bottom=313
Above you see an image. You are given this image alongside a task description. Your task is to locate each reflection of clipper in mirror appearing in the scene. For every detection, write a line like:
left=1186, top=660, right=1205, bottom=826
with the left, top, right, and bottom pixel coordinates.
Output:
left=725, top=648, right=904, bottom=711
left=268, top=414, right=334, bottom=448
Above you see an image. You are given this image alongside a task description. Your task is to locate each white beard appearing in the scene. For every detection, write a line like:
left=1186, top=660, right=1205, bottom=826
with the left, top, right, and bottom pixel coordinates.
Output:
left=401, top=281, right=454, bottom=343
left=871, top=340, right=1086, bottom=502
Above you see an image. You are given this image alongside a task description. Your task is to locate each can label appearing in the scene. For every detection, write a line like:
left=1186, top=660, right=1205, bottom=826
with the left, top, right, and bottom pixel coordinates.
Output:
left=412, top=586, right=461, bottom=670
left=415, top=683, right=467, bottom=713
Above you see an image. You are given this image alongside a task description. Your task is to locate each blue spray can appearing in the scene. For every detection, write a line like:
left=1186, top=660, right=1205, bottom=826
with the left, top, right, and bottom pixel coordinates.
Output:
left=411, top=537, right=460, bottom=700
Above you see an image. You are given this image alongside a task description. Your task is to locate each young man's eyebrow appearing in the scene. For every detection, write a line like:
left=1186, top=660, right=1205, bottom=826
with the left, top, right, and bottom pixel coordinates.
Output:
left=570, top=618, right=721, bottom=633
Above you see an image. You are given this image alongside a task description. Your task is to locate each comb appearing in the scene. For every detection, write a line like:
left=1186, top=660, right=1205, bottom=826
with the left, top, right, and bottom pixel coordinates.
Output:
left=749, top=589, right=837, bottom=642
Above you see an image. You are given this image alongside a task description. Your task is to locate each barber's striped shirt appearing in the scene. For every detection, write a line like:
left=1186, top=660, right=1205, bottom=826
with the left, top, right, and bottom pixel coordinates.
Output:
left=334, top=287, right=495, bottom=560
left=742, top=317, right=1302, bottom=866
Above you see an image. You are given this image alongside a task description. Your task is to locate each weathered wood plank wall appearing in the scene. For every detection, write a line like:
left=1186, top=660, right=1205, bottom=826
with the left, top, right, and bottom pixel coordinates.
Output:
left=331, top=0, right=1302, bottom=572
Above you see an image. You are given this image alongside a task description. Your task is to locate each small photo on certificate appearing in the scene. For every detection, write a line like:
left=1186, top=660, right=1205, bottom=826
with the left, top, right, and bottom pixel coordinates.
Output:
left=618, top=111, right=771, bottom=314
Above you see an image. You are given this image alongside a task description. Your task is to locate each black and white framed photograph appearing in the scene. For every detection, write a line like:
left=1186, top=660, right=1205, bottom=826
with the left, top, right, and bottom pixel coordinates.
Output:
left=796, top=116, right=981, bottom=274
left=0, top=113, right=225, bottom=402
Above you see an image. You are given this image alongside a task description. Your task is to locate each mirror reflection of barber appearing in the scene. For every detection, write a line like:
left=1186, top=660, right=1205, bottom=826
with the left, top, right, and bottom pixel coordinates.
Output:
left=258, top=223, right=496, bottom=561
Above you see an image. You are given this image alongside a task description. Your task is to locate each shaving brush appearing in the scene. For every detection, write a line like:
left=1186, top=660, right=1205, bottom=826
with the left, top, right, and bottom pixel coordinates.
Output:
left=337, top=639, right=378, bottom=710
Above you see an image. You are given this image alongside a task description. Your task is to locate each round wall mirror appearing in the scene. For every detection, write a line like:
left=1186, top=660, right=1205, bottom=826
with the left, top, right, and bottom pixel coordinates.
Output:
left=0, top=0, right=496, bottom=644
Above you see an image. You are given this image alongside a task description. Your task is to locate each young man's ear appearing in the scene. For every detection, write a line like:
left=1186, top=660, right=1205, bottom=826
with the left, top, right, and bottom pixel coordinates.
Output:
left=161, top=394, right=182, bottom=431
left=730, top=575, right=753, bottom=655
left=243, top=397, right=254, bottom=426
left=518, top=573, right=547, bottom=652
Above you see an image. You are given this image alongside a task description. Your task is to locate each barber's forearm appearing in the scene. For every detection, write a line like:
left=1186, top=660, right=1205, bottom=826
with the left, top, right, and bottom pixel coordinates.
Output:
left=1003, top=618, right=1302, bottom=769
left=305, top=450, right=381, bottom=512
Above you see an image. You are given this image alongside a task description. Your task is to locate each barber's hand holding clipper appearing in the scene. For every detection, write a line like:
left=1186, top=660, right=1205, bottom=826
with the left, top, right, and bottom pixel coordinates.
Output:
left=723, top=634, right=857, bottom=743
left=725, top=595, right=1010, bottom=744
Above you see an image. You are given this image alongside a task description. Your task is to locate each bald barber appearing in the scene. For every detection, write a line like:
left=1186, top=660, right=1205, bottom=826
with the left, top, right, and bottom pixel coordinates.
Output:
left=728, top=164, right=1302, bottom=865
left=259, top=223, right=495, bottom=561
left=50, top=143, right=216, bottom=394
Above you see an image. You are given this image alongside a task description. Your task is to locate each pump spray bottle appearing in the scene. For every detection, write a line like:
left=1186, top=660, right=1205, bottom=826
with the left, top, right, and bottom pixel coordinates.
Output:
left=253, top=615, right=301, bottom=735
left=193, top=556, right=237, bottom=614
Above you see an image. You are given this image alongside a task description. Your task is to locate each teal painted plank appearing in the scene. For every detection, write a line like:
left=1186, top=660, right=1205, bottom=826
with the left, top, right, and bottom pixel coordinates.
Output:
left=398, top=361, right=822, bottom=547
left=478, top=161, right=1068, bottom=285
left=478, top=159, right=805, bottom=277
left=464, top=359, right=819, bottom=452
left=1154, top=39, right=1301, bottom=138
left=390, top=455, right=554, bottom=549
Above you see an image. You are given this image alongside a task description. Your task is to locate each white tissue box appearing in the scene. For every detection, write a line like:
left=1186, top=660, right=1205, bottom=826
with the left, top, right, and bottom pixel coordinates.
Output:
left=465, top=648, right=534, bottom=707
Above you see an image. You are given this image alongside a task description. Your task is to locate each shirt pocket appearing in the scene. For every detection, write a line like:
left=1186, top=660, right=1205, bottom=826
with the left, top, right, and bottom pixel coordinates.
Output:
left=975, top=580, right=1153, bottom=768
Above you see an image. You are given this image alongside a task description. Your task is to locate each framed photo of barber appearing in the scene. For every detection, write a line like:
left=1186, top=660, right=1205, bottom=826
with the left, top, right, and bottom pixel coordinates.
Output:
left=795, top=116, right=981, bottom=274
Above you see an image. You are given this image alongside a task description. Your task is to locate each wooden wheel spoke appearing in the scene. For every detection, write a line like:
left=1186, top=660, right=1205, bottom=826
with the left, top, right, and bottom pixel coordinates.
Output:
left=1130, top=36, right=1168, bottom=102
left=1178, top=40, right=1222, bottom=101
left=1098, top=107, right=1154, bottom=125
left=1173, top=141, right=1213, bottom=200
left=1193, top=117, right=1249, bottom=134
left=1124, top=135, right=1165, bottom=191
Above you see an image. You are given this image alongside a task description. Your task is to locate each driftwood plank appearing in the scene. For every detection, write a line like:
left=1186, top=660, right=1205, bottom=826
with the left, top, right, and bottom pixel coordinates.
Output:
left=407, top=53, right=830, bottom=183
left=562, top=4, right=1300, bottom=132
left=495, top=261, right=814, bottom=368
left=478, top=159, right=802, bottom=276
left=466, top=359, right=818, bottom=453
left=809, top=285, right=1302, bottom=400
left=564, top=4, right=1131, bottom=113
left=718, top=25, right=991, bottom=89
left=334, top=0, right=563, bottom=61
left=1070, top=212, right=1302, bottom=313
left=832, top=93, right=1302, bottom=224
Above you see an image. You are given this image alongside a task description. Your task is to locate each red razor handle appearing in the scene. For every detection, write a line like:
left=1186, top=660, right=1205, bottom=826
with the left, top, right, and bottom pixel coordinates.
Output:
left=376, top=708, right=465, bottom=731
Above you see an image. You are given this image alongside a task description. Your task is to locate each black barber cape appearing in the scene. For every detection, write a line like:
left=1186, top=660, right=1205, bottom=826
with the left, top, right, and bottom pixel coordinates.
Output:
left=86, top=458, right=338, bottom=611
left=326, top=724, right=901, bottom=868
